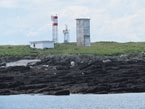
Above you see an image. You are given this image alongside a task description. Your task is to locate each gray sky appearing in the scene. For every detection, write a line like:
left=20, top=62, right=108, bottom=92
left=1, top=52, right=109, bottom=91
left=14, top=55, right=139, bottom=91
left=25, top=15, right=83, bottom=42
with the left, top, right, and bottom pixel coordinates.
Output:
left=0, top=0, right=145, bottom=45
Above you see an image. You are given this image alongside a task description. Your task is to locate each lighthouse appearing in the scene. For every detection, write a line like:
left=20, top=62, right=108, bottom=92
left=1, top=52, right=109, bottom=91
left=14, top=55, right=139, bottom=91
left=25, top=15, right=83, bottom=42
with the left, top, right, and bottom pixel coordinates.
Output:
left=51, top=15, right=58, bottom=43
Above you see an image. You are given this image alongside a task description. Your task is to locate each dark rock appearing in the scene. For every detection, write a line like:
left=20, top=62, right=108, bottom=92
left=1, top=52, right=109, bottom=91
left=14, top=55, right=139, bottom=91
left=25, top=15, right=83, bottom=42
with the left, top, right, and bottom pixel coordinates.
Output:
left=8, top=66, right=30, bottom=71
left=56, top=66, right=70, bottom=70
left=17, top=84, right=48, bottom=90
left=54, top=90, right=70, bottom=95
left=0, top=62, right=6, bottom=66
left=34, top=87, right=50, bottom=93
left=1, top=54, right=145, bottom=95
left=0, top=89, right=19, bottom=95
left=0, top=83, right=9, bottom=88
left=0, top=76, right=14, bottom=81
left=27, top=61, right=41, bottom=66
left=0, top=89, right=11, bottom=95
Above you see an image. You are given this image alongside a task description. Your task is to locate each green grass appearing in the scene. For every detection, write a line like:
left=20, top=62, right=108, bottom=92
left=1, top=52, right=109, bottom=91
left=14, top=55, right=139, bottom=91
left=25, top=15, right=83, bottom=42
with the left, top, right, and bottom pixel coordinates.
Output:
left=0, top=42, right=145, bottom=56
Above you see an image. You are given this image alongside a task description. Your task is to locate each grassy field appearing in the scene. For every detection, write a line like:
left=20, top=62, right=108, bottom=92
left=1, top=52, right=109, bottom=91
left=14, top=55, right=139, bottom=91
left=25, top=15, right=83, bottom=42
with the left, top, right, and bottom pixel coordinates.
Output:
left=0, top=42, right=145, bottom=56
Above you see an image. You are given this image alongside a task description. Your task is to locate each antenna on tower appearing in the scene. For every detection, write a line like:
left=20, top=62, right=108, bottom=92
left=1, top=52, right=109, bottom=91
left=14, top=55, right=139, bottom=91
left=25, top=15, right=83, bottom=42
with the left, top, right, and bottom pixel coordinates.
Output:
left=63, top=24, right=69, bottom=44
left=51, top=15, right=58, bottom=43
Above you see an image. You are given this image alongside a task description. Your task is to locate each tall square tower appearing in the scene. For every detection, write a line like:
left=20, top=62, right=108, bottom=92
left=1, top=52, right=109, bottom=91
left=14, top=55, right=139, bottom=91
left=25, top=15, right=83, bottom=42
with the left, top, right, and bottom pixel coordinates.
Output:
left=76, top=18, right=91, bottom=46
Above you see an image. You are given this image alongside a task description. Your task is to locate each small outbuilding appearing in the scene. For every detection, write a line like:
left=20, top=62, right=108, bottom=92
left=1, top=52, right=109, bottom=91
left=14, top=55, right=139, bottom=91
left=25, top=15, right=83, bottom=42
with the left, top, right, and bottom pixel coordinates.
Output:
left=30, top=41, right=54, bottom=49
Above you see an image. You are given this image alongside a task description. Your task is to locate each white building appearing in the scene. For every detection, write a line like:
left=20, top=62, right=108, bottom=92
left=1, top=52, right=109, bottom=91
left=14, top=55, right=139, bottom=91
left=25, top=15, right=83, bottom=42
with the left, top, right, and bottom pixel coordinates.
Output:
left=30, top=41, right=54, bottom=49
left=76, top=18, right=91, bottom=47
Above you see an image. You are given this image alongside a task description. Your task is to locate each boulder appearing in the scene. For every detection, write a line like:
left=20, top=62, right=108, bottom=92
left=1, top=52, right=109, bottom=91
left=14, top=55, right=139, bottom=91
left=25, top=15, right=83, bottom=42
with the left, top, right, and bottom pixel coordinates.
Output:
left=70, top=61, right=75, bottom=66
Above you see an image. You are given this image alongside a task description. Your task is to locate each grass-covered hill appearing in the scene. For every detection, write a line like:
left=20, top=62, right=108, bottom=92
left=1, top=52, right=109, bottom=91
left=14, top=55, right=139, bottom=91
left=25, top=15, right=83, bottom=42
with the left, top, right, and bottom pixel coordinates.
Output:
left=0, top=42, right=145, bottom=56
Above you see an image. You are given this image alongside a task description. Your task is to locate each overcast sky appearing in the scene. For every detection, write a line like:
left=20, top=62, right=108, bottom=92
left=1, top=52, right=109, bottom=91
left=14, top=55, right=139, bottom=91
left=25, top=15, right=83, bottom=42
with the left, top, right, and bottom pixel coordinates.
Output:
left=0, top=0, right=145, bottom=45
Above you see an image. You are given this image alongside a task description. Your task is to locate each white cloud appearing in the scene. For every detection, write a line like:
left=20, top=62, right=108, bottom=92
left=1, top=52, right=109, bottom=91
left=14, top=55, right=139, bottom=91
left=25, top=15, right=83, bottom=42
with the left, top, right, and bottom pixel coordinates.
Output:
left=0, top=0, right=17, bottom=8
left=27, top=31, right=39, bottom=37
left=127, top=34, right=140, bottom=41
left=27, top=24, right=51, bottom=37
left=0, top=0, right=29, bottom=8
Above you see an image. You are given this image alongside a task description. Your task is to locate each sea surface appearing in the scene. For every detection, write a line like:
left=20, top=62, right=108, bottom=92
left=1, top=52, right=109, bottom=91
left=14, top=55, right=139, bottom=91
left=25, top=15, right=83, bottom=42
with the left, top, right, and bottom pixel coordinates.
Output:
left=0, top=93, right=145, bottom=109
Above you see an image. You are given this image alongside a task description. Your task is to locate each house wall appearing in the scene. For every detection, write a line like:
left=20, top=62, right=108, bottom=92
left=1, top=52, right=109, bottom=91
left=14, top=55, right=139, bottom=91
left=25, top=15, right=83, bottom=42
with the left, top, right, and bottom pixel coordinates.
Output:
left=35, top=43, right=43, bottom=49
left=30, top=42, right=54, bottom=49
left=76, top=20, right=84, bottom=46
left=84, top=36, right=90, bottom=46
left=83, top=20, right=90, bottom=47
left=43, top=42, right=54, bottom=48
left=30, top=44, right=34, bottom=48
left=30, top=43, right=42, bottom=48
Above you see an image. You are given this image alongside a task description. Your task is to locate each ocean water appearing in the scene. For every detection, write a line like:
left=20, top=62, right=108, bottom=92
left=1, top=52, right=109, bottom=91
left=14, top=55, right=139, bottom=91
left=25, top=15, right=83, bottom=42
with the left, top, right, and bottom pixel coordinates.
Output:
left=0, top=93, right=145, bottom=109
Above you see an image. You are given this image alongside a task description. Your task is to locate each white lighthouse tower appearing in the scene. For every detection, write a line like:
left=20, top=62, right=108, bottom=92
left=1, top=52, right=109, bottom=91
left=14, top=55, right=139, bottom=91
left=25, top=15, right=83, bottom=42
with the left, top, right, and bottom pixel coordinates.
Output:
left=51, top=15, right=58, bottom=43
left=63, top=25, right=69, bottom=43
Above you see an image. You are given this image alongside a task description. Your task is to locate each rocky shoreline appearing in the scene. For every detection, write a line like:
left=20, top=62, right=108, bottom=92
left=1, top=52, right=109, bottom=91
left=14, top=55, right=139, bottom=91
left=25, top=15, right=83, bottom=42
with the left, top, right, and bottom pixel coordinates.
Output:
left=1, top=53, right=145, bottom=95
